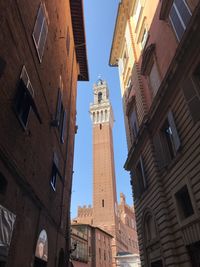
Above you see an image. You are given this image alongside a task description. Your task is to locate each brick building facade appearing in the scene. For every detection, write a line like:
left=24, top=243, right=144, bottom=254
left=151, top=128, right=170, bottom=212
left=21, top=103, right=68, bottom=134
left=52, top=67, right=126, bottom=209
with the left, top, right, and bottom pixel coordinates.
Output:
left=110, top=0, right=200, bottom=266
left=0, top=0, right=88, bottom=266
left=71, top=224, right=113, bottom=267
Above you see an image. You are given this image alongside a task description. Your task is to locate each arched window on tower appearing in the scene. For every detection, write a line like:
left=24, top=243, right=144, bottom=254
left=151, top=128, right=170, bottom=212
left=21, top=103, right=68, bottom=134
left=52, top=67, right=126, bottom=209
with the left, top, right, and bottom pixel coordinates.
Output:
left=98, top=92, right=102, bottom=103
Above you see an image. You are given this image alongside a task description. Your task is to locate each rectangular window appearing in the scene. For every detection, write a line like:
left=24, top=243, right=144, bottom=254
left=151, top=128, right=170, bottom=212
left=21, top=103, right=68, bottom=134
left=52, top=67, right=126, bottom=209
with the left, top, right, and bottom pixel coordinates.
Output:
left=134, top=156, right=147, bottom=199
left=53, top=89, right=67, bottom=143
left=153, top=110, right=180, bottom=168
left=149, top=63, right=161, bottom=98
left=33, top=3, right=48, bottom=62
left=175, top=185, right=194, bottom=220
left=134, top=1, right=142, bottom=31
left=141, top=28, right=148, bottom=49
left=161, top=111, right=181, bottom=159
left=14, top=66, right=41, bottom=129
left=118, top=58, right=124, bottom=75
left=169, top=0, right=191, bottom=41
left=102, top=199, right=104, bottom=207
left=66, top=26, right=70, bottom=55
left=128, top=108, right=138, bottom=141
left=50, top=156, right=61, bottom=191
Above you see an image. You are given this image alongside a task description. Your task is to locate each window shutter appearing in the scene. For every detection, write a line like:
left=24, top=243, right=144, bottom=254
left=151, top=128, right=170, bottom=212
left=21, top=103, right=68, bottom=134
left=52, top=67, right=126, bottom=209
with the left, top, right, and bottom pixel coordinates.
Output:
left=140, top=156, right=147, bottom=189
left=167, top=111, right=181, bottom=151
left=61, top=110, right=67, bottom=143
left=153, top=132, right=167, bottom=169
left=56, top=89, right=62, bottom=126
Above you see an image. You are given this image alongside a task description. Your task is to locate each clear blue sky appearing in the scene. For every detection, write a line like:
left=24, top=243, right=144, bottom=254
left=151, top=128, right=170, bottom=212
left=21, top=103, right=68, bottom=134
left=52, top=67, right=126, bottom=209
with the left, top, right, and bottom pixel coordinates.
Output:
left=71, top=0, right=133, bottom=219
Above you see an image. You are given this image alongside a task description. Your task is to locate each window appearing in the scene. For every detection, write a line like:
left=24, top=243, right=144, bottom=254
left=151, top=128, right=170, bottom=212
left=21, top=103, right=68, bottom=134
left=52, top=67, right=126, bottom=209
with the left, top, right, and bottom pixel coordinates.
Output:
left=123, top=44, right=129, bottom=69
left=169, top=0, right=191, bottom=41
left=148, top=63, right=161, bottom=98
left=134, top=156, right=147, bottom=199
left=99, top=248, right=101, bottom=259
left=14, top=66, right=41, bottom=129
left=33, top=3, right=49, bottom=62
left=153, top=110, right=180, bottom=168
left=66, top=26, right=70, bottom=56
left=161, top=111, right=180, bottom=159
left=181, top=67, right=200, bottom=123
left=98, top=92, right=102, bottom=103
left=0, top=173, right=7, bottom=195
left=102, top=199, right=104, bottom=207
left=144, top=214, right=157, bottom=243
left=141, top=27, right=148, bottom=49
left=50, top=154, right=61, bottom=191
left=134, top=1, right=142, bottom=31
left=104, top=250, right=106, bottom=260
left=0, top=56, right=6, bottom=78
left=53, top=89, right=67, bottom=143
left=175, top=185, right=194, bottom=220
left=128, top=108, right=138, bottom=141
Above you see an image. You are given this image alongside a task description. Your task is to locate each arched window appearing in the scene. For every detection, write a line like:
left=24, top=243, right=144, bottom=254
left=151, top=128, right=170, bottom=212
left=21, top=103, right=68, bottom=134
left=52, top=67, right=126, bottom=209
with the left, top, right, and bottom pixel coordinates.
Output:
left=98, top=92, right=102, bottom=103
left=35, top=229, right=48, bottom=265
left=0, top=172, right=7, bottom=195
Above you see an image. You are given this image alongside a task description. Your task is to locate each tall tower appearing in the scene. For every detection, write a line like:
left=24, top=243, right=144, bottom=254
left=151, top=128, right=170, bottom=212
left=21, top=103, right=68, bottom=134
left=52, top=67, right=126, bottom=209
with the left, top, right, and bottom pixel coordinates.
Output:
left=90, top=78, right=119, bottom=262
left=75, top=78, right=140, bottom=266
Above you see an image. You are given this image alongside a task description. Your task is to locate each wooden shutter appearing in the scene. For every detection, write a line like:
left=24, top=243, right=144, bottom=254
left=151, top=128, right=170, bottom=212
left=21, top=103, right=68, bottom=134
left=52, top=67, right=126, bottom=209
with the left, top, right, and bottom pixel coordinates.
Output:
left=153, top=132, right=167, bottom=169
left=167, top=110, right=181, bottom=151
left=61, top=110, right=67, bottom=143
left=140, top=156, right=147, bottom=189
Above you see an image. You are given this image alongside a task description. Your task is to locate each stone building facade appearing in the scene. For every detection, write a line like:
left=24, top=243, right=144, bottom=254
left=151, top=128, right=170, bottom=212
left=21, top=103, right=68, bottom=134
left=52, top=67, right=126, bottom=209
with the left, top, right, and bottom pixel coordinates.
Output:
left=0, top=0, right=88, bottom=266
left=75, top=80, right=139, bottom=266
left=110, top=0, right=200, bottom=266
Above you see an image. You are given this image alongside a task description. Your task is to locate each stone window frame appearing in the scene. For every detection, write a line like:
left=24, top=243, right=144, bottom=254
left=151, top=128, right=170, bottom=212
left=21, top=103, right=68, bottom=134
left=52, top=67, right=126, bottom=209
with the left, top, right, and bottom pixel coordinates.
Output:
left=171, top=177, right=199, bottom=227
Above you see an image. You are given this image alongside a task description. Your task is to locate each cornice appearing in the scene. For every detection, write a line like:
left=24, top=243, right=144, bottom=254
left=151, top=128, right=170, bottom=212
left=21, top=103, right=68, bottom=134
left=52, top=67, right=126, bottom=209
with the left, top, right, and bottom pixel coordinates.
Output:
left=109, top=0, right=136, bottom=66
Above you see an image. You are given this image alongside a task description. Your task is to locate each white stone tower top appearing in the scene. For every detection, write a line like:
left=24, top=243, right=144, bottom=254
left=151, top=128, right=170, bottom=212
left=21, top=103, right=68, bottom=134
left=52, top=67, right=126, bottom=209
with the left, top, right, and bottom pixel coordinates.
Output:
left=90, top=78, right=114, bottom=127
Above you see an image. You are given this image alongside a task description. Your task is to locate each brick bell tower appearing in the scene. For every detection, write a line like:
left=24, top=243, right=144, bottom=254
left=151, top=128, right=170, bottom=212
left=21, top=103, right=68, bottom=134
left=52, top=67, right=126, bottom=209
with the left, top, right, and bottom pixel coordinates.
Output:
left=90, top=78, right=119, bottom=263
